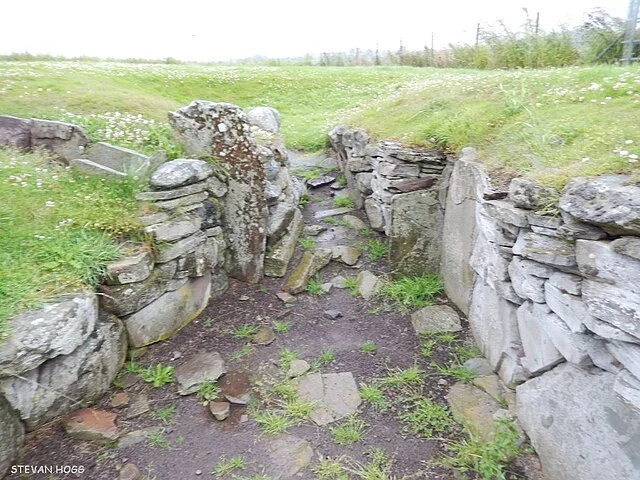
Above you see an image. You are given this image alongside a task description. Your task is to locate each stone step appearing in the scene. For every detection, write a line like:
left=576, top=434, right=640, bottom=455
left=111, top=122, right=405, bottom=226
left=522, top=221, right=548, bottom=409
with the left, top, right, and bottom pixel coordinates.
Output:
left=69, top=158, right=127, bottom=178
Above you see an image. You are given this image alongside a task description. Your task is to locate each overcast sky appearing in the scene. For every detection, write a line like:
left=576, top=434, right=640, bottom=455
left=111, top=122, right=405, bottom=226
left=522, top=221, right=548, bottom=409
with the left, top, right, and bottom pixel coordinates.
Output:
left=0, top=0, right=628, bottom=61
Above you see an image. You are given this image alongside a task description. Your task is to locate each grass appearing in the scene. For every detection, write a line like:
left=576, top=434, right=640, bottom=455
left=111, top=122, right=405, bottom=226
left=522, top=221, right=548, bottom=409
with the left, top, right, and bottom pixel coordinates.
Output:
left=298, top=237, right=316, bottom=251
left=379, top=365, right=423, bottom=389
left=151, top=406, right=176, bottom=424
left=398, top=396, right=454, bottom=438
left=213, top=456, right=245, bottom=477
left=0, top=148, right=143, bottom=335
left=330, top=416, right=366, bottom=446
left=333, top=195, right=356, bottom=209
left=381, top=275, right=443, bottom=310
left=359, top=383, right=388, bottom=410
left=196, top=381, right=220, bottom=403
left=272, top=320, right=291, bottom=333
left=438, top=420, right=521, bottom=480
left=278, top=348, right=299, bottom=371
left=139, top=364, right=174, bottom=387
left=229, top=345, right=254, bottom=362
left=232, top=323, right=261, bottom=339
left=251, top=409, right=298, bottom=434
left=305, top=274, right=326, bottom=296
left=364, top=239, right=388, bottom=262
left=360, top=341, right=377, bottom=355
left=344, top=277, right=358, bottom=297
left=146, top=430, right=171, bottom=449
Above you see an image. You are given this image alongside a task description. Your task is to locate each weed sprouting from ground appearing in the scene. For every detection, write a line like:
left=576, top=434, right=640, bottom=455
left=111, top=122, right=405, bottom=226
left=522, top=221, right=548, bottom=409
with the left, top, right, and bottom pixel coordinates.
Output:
left=360, top=341, right=377, bottom=355
left=305, top=274, right=326, bottom=296
left=359, top=383, right=388, bottom=410
left=344, top=277, right=358, bottom=296
left=232, top=324, right=260, bottom=339
left=298, top=237, right=316, bottom=251
left=365, top=239, right=388, bottom=262
left=272, top=320, right=291, bottom=333
left=382, top=275, right=443, bottom=310
left=278, top=348, right=300, bottom=371
left=213, top=455, right=245, bottom=477
left=333, top=195, right=356, bottom=209
left=139, top=364, right=174, bottom=388
left=398, top=396, right=454, bottom=438
left=331, top=416, right=366, bottom=445
left=438, top=420, right=521, bottom=480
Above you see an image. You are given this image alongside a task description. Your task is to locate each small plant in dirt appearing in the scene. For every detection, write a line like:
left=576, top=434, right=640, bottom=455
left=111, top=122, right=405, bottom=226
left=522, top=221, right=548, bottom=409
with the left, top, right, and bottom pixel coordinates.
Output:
left=359, top=227, right=375, bottom=238
left=432, top=362, right=477, bottom=383
left=197, top=381, right=221, bottom=403
left=318, top=350, right=336, bottom=364
left=398, top=396, right=454, bottom=438
left=298, top=237, right=316, bottom=251
left=278, top=348, right=300, bottom=371
left=232, top=323, right=260, bottom=339
left=312, top=456, right=346, bottom=480
left=251, top=409, right=297, bottom=434
left=203, top=318, right=214, bottom=328
left=212, top=455, right=246, bottom=477
left=419, top=331, right=457, bottom=358
left=438, top=419, right=520, bottom=480
left=333, top=195, right=355, bottom=209
left=293, top=167, right=328, bottom=182
left=229, top=345, right=254, bottom=362
left=381, top=274, right=443, bottom=310
left=336, top=175, right=347, bottom=187
left=344, top=277, right=358, bottom=296
left=283, top=399, right=315, bottom=421
left=139, top=364, right=174, bottom=388
left=365, top=239, right=388, bottom=262
left=380, top=365, right=423, bottom=388
left=152, top=405, right=176, bottom=424
left=359, top=383, right=388, bottom=410
left=272, top=320, right=291, bottom=333
left=331, top=415, right=366, bottom=446
left=299, top=194, right=310, bottom=207
left=360, top=341, right=377, bottom=355
left=268, top=379, right=297, bottom=401
left=146, top=430, right=171, bottom=449
left=305, top=274, right=326, bottom=296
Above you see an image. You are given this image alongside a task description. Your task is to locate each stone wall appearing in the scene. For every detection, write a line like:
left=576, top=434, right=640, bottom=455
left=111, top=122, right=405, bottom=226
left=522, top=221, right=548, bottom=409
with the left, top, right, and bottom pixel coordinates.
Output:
left=328, top=126, right=448, bottom=274
left=330, top=127, right=640, bottom=480
left=0, top=102, right=302, bottom=477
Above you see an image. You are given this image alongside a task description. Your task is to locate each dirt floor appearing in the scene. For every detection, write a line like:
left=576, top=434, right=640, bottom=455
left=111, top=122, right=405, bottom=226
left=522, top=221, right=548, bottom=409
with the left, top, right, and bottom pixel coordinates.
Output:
left=7, top=157, right=541, bottom=480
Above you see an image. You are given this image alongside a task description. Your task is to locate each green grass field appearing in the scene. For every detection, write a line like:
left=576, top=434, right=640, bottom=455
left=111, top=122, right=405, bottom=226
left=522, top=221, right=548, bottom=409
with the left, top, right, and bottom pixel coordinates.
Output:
left=1, top=60, right=640, bottom=330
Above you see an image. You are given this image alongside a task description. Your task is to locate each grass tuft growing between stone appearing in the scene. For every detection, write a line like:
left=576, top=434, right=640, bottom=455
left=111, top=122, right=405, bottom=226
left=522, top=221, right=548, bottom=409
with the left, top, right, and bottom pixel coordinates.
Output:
left=381, top=274, right=443, bottom=310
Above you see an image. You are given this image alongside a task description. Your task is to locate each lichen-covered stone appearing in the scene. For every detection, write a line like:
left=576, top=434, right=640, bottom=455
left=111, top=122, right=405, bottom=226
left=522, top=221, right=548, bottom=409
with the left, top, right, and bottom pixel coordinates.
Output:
left=516, top=301, right=564, bottom=375
left=135, top=181, right=207, bottom=201
left=559, top=175, right=640, bottom=235
left=0, top=294, right=97, bottom=376
left=0, top=115, right=31, bottom=149
left=104, top=251, right=154, bottom=285
left=0, top=395, right=24, bottom=478
left=582, top=280, right=640, bottom=341
left=512, top=231, right=576, bottom=267
left=155, top=231, right=206, bottom=263
left=265, top=209, right=304, bottom=277
left=144, top=214, right=202, bottom=243
left=149, top=158, right=214, bottom=190
left=508, top=178, right=558, bottom=210
left=283, top=248, right=332, bottom=294
left=169, top=101, right=267, bottom=283
left=1, top=313, right=126, bottom=430
left=508, top=257, right=552, bottom=303
left=389, top=190, right=443, bottom=275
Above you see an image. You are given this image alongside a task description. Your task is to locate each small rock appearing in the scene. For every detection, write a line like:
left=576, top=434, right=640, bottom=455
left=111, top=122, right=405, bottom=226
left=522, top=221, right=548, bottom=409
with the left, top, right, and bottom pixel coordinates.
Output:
left=276, top=292, right=296, bottom=303
left=209, top=401, right=231, bottom=421
left=314, top=207, right=354, bottom=219
left=331, top=245, right=362, bottom=266
left=195, top=470, right=203, bottom=476
left=288, top=360, right=311, bottom=378
left=118, top=427, right=163, bottom=449
left=240, top=414, right=249, bottom=423
left=110, top=392, right=130, bottom=408
left=175, top=351, right=226, bottom=395
left=172, top=350, right=183, bottom=360
left=125, top=394, right=150, bottom=419
left=239, top=295, right=250, bottom=301
left=411, top=305, right=462, bottom=334
left=120, top=373, right=140, bottom=389
left=296, top=372, right=362, bottom=426
left=307, top=175, right=334, bottom=188
left=304, top=225, right=326, bottom=236
left=463, top=358, right=493, bottom=376
left=356, top=270, right=382, bottom=300
left=220, top=371, right=251, bottom=405
left=341, top=215, right=367, bottom=231
left=321, top=283, right=333, bottom=293
left=252, top=326, right=276, bottom=345
left=150, top=158, right=214, bottom=190
left=330, top=183, right=345, bottom=190
left=119, top=463, right=142, bottom=480
left=63, top=408, right=118, bottom=441
left=330, top=276, right=348, bottom=289
left=438, top=379, right=449, bottom=386
left=323, top=310, right=343, bottom=320
left=265, top=434, right=314, bottom=478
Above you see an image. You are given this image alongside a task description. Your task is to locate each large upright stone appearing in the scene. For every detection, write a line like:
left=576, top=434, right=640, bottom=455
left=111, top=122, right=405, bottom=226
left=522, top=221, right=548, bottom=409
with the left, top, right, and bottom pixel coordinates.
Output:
left=389, top=189, right=443, bottom=275
left=0, top=115, right=31, bottom=149
left=169, top=101, right=267, bottom=283
left=265, top=209, right=304, bottom=277
left=468, top=279, right=525, bottom=387
left=0, top=395, right=24, bottom=478
left=440, top=159, right=485, bottom=314
left=0, top=294, right=97, bottom=376
left=1, top=313, right=127, bottom=430
left=560, top=175, right=640, bottom=235
left=516, top=363, right=640, bottom=480
left=30, top=119, right=88, bottom=162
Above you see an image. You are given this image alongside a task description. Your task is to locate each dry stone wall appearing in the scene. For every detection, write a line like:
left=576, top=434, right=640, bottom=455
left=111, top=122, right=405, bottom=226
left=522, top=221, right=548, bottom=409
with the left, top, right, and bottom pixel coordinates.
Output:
left=0, top=102, right=302, bottom=477
left=329, top=126, right=448, bottom=274
left=331, top=127, right=640, bottom=480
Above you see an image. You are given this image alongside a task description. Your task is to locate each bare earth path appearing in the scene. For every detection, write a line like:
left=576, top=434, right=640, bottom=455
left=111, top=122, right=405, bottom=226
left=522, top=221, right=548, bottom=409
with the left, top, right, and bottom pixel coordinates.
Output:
left=8, top=155, right=536, bottom=480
